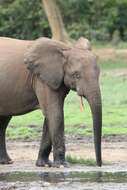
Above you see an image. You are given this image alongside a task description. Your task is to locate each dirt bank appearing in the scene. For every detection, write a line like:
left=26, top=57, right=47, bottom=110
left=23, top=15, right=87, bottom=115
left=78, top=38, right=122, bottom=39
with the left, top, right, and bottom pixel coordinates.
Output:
left=4, top=135, right=127, bottom=167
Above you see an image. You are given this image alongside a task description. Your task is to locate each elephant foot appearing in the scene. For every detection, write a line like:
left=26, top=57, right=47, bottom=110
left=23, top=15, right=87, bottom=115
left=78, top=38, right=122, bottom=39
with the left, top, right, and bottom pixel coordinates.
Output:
left=36, top=158, right=52, bottom=167
left=0, top=155, right=13, bottom=165
left=52, top=161, right=69, bottom=168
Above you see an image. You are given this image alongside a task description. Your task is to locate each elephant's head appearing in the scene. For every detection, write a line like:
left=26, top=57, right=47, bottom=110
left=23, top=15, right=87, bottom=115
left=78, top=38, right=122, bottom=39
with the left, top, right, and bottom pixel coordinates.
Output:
left=25, top=37, right=102, bottom=166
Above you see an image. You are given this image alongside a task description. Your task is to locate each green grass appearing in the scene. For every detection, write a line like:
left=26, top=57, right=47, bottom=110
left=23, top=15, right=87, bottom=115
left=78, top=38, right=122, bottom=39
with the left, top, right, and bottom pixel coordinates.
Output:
left=92, top=41, right=127, bottom=49
left=66, top=155, right=96, bottom=166
left=65, top=126, right=127, bottom=137
left=7, top=126, right=39, bottom=140
left=99, top=57, right=127, bottom=70
left=7, top=54, right=127, bottom=140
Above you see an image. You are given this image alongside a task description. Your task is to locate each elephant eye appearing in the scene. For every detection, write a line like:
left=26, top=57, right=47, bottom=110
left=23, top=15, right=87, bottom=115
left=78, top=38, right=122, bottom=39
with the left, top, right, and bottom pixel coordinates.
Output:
left=72, top=72, right=81, bottom=79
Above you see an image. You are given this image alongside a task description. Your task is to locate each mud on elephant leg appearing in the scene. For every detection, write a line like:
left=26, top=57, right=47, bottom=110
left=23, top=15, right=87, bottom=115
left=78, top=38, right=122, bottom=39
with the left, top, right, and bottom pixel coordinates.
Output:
left=0, top=116, right=13, bottom=164
left=36, top=118, right=52, bottom=167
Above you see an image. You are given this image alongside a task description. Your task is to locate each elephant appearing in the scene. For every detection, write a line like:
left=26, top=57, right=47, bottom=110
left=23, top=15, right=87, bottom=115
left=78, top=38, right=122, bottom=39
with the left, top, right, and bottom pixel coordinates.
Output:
left=0, top=37, right=102, bottom=167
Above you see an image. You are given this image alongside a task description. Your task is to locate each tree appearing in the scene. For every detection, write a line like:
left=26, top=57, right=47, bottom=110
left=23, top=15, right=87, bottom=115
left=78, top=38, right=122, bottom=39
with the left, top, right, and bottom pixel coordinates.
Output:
left=0, top=0, right=51, bottom=39
left=1, top=0, right=127, bottom=41
left=42, top=0, right=70, bottom=43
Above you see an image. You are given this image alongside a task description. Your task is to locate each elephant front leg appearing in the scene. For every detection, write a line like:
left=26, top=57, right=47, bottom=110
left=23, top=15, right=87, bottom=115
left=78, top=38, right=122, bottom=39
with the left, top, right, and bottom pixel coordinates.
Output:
left=35, top=82, right=68, bottom=168
left=36, top=118, right=52, bottom=167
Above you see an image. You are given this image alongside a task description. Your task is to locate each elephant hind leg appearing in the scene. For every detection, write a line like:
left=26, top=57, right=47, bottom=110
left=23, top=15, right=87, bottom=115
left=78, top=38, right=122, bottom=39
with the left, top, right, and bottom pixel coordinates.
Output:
left=0, top=116, right=13, bottom=164
left=36, top=118, right=52, bottom=167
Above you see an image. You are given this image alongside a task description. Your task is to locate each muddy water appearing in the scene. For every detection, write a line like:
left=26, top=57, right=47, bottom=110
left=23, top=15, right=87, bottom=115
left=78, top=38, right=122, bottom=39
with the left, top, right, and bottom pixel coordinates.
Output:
left=0, top=139, right=127, bottom=189
left=0, top=171, right=127, bottom=190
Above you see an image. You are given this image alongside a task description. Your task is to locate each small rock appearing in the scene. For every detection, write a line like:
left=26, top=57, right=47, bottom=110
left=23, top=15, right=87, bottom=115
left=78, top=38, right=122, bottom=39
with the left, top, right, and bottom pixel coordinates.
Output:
left=43, top=182, right=51, bottom=187
left=60, top=165, right=64, bottom=169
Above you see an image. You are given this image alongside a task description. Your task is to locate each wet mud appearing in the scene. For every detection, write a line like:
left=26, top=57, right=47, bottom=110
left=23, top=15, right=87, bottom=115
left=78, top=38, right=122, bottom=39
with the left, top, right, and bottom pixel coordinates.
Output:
left=0, top=136, right=126, bottom=189
left=0, top=170, right=127, bottom=190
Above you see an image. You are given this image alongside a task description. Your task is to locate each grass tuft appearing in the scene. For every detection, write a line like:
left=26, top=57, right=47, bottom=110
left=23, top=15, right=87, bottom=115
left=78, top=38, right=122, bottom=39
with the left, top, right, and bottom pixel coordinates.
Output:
left=66, top=155, right=96, bottom=166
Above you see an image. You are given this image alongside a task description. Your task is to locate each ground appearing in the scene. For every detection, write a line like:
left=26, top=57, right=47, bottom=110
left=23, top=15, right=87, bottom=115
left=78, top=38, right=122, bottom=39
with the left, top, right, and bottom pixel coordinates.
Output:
left=5, top=135, right=127, bottom=165
left=0, top=135, right=127, bottom=190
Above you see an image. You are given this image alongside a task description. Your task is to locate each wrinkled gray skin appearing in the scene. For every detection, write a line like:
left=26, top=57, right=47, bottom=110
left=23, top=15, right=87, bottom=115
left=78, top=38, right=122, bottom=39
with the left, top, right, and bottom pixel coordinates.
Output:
left=0, top=37, right=102, bottom=167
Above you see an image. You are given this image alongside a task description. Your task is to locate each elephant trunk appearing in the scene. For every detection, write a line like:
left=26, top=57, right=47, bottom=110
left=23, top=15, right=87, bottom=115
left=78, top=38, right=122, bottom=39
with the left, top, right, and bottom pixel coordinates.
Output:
left=85, top=87, right=102, bottom=166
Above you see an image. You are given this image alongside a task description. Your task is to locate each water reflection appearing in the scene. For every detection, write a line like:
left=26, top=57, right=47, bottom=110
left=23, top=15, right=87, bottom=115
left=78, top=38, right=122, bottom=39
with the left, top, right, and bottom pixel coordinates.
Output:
left=0, top=171, right=127, bottom=183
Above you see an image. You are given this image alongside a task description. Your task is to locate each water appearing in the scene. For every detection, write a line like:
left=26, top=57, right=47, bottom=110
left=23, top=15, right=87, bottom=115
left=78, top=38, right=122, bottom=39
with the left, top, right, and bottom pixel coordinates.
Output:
left=0, top=171, right=127, bottom=183
left=0, top=171, right=127, bottom=190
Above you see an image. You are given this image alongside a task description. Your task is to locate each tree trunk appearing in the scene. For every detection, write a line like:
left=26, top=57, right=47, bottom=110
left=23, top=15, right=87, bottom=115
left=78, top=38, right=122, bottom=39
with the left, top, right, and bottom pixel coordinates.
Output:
left=42, top=0, right=70, bottom=43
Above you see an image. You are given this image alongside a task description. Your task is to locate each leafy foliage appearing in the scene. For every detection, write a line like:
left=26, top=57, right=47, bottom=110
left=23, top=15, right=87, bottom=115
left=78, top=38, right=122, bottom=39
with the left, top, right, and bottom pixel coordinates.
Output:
left=0, top=0, right=127, bottom=40
left=0, top=0, right=51, bottom=39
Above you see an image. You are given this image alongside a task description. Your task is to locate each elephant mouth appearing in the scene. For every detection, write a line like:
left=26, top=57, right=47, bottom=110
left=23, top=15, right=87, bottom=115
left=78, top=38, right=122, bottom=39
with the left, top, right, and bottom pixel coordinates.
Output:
left=76, top=87, right=84, bottom=97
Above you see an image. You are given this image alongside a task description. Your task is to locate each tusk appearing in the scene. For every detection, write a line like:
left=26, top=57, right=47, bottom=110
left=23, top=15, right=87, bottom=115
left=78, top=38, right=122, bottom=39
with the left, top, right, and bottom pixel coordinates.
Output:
left=80, top=96, right=84, bottom=112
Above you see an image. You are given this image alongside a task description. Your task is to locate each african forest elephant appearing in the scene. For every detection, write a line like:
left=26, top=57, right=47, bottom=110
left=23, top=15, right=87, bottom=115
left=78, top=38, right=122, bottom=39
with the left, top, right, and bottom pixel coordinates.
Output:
left=0, top=37, right=102, bottom=167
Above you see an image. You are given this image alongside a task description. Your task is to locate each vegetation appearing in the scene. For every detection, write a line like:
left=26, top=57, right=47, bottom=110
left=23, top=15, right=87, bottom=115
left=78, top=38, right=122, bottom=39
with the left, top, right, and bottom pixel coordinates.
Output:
left=6, top=53, right=127, bottom=140
left=66, top=155, right=96, bottom=166
left=1, top=0, right=127, bottom=41
left=0, top=0, right=51, bottom=39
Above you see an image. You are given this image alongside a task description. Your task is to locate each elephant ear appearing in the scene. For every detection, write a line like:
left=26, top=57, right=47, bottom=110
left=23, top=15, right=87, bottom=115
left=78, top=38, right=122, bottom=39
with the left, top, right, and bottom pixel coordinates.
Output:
left=74, top=37, right=92, bottom=50
left=24, top=38, right=67, bottom=90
